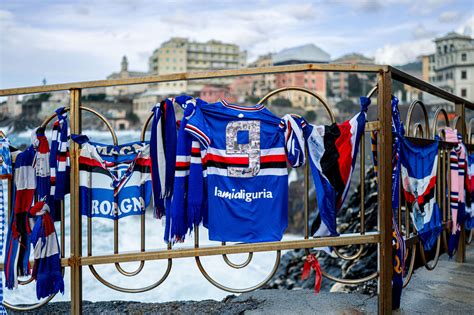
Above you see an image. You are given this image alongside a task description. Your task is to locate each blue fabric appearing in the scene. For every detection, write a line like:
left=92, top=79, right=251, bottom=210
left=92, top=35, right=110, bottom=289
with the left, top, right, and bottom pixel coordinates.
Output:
left=150, top=102, right=165, bottom=217
left=185, top=100, right=289, bottom=243
left=73, top=137, right=153, bottom=220
left=399, top=137, right=438, bottom=179
left=309, top=98, right=369, bottom=238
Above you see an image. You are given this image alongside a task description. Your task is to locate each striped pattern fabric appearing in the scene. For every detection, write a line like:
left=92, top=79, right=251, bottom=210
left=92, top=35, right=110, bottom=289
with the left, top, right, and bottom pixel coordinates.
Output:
left=0, top=137, right=10, bottom=314
left=310, top=97, right=369, bottom=239
left=29, top=201, right=64, bottom=299
left=49, top=108, right=70, bottom=221
left=445, top=128, right=467, bottom=256
left=72, top=135, right=153, bottom=220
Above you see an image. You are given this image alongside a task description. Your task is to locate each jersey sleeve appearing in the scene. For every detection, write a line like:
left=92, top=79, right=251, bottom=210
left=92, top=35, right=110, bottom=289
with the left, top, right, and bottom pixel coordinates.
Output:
left=185, top=106, right=211, bottom=149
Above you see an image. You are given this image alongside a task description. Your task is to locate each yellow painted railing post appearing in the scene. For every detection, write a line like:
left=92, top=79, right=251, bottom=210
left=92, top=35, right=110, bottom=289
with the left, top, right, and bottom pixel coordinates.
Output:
left=69, top=88, right=83, bottom=314
left=377, top=70, right=393, bottom=314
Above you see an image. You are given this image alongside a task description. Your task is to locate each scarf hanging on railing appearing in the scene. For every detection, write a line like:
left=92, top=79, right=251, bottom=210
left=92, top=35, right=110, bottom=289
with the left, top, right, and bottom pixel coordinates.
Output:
left=166, top=95, right=208, bottom=242
left=4, top=144, right=36, bottom=289
left=0, top=137, right=12, bottom=314
left=309, top=96, right=369, bottom=240
left=34, top=128, right=51, bottom=200
left=466, top=154, right=474, bottom=230
left=445, top=128, right=467, bottom=257
left=49, top=107, right=70, bottom=221
left=399, top=136, right=441, bottom=251
left=387, top=96, right=406, bottom=310
left=29, top=200, right=64, bottom=299
left=369, top=96, right=406, bottom=310
left=150, top=99, right=177, bottom=219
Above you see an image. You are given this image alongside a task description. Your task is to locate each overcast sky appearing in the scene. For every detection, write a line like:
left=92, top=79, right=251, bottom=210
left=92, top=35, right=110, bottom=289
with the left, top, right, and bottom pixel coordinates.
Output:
left=0, top=0, right=473, bottom=89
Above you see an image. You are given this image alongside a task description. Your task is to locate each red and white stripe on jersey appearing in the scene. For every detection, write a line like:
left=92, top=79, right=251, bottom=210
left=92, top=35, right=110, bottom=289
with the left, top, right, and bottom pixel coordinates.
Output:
left=204, top=147, right=288, bottom=176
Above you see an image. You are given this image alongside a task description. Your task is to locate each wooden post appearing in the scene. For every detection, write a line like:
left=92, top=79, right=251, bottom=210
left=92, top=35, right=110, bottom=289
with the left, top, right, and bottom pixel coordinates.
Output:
left=454, top=102, right=466, bottom=263
left=69, top=88, right=82, bottom=314
left=377, top=70, right=393, bottom=314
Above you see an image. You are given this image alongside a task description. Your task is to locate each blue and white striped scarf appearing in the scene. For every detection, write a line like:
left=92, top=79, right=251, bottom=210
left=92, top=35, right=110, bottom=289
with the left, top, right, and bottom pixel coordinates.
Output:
left=150, top=99, right=177, bottom=220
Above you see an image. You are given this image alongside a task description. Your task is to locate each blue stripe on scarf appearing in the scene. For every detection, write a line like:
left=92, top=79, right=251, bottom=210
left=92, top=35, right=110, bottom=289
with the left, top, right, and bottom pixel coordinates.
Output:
left=164, top=99, right=177, bottom=199
left=150, top=103, right=166, bottom=217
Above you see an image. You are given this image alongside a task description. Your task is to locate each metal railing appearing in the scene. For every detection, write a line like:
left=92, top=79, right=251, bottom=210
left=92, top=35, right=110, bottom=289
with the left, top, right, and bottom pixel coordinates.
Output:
left=0, top=63, right=472, bottom=314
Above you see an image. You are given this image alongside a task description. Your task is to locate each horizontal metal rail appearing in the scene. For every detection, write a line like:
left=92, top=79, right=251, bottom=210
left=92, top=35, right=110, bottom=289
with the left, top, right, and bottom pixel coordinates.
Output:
left=0, top=63, right=386, bottom=96
left=389, top=66, right=474, bottom=108
left=78, top=233, right=380, bottom=266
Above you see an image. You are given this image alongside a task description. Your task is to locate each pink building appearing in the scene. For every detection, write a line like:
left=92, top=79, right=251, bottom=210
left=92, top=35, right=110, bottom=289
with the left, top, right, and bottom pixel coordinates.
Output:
left=199, top=84, right=236, bottom=103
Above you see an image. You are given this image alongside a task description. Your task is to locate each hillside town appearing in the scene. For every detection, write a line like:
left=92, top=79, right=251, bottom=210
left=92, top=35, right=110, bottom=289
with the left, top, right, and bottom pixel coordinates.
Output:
left=1, top=32, right=473, bottom=131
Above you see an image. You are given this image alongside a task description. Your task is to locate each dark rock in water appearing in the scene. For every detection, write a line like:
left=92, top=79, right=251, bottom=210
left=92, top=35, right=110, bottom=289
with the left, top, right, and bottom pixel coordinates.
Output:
left=265, top=167, right=379, bottom=294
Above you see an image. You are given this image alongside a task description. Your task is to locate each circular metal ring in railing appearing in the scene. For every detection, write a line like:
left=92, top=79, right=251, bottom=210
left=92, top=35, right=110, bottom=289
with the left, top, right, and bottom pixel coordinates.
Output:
left=406, top=100, right=430, bottom=138
left=321, top=269, right=379, bottom=285
left=195, top=251, right=281, bottom=293
left=418, top=235, right=441, bottom=271
left=403, top=242, right=416, bottom=288
left=333, top=245, right=365, bottom=261
left=257, top=86, right=336, bottom=123
left=88, top=259, right=173, bottom=293
left=414, top=122, right=425, bottom=138
left=194, top=226, right=281, bottom=293
left=431, top=107, right=450, bottom=138
left=40, top=106, right=118, bottom=144
left=4, top=267, right=66, bottom=311
left=222, top=242, right=254, bottom=269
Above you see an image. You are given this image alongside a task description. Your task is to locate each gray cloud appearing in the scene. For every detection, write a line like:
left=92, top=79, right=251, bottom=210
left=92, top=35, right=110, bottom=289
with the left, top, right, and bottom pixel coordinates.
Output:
left=439, top=11, right=461, bottom=23
left=413, top=24, right=436, bottom=39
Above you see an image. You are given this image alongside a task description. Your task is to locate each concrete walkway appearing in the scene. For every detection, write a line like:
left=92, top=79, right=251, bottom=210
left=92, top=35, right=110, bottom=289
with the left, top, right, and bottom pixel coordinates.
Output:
left=396, top=245, right=474, bottom=314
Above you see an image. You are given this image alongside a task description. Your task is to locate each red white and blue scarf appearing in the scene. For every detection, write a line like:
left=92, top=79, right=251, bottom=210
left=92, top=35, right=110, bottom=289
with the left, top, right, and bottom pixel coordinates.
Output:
left=309, top=97, right=369, bottom=239
left=29, top=201, right=64, bottom=299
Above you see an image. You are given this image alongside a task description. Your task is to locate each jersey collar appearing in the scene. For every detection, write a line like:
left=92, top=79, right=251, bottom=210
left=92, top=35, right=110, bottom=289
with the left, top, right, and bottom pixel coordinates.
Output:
left=220, top=99, right=265, bottom=112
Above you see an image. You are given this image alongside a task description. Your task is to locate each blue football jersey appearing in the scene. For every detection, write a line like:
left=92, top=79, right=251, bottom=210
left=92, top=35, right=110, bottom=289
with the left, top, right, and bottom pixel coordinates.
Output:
left=185, top=99, right=289, bottom=243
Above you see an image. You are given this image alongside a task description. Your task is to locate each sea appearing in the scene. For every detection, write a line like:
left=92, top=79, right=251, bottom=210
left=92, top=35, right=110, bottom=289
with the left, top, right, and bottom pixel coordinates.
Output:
left=2, top=129, right=301, bottom=306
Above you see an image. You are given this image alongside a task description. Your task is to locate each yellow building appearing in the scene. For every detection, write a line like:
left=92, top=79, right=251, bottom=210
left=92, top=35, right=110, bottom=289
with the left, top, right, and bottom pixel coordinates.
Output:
left=149, top=38, right=247, bottom=94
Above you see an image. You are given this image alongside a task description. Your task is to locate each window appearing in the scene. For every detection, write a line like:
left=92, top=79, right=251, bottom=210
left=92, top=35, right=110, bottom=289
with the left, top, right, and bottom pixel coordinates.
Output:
left=461, top=71, right=467, bottom=80
left=462, top=53, right=467, bottom=61
left=444, top=45, right=447, bottom=53
left=461, top=88, right=467, bottom=97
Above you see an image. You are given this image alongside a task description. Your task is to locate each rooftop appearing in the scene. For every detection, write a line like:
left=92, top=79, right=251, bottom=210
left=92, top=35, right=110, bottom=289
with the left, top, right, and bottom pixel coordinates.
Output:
left=434, top=31, right=473, bottom=42
left=272, top=44, right=330, bottom=65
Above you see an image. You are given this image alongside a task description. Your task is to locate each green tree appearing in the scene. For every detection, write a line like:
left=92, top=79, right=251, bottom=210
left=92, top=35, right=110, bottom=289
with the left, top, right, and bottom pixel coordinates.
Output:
left=271, top=97, right=292, bottom=107
left=305, top=110, right=317, bottom=123
left=127, top=112, right=140, bottom=125
left=348, top=74, right=362, bottom=97
left=245, top=95, right=260, bottom=104
left=335, top=99, right=355, bottom=113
